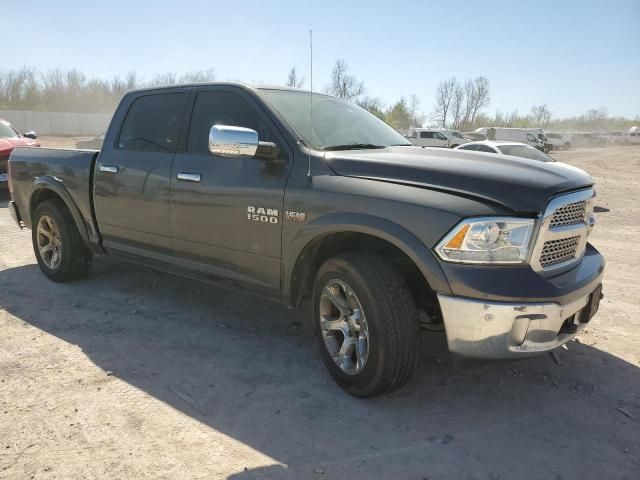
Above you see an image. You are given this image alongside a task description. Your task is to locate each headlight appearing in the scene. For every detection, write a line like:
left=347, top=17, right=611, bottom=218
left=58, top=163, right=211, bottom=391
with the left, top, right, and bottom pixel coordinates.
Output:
left=435, top=217, right=535, bottom=264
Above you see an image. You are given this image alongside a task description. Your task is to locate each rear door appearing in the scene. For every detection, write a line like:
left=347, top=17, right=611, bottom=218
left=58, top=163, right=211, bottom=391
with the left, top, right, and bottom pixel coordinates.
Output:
left=169, top=86, right=291, bottom=291
left=94, top=90, right=189, bottom=258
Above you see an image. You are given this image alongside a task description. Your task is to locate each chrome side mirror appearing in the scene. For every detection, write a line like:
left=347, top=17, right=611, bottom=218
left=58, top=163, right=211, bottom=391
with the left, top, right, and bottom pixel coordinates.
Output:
left=23, top=131, right=37, bottom=140
left=208, top=125, right=258, bottom=157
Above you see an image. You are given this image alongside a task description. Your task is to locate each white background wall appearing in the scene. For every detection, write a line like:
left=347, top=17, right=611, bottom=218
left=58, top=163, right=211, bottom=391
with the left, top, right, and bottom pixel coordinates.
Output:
left=0, top=110, right=112, bottom=136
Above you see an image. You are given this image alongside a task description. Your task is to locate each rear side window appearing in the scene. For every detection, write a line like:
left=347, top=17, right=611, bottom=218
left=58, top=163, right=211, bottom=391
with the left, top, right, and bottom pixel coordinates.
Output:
left=420, top=132, right=433, bottom=139
left=187, top=90, right=276, bottom=154
left=478, top=145, right=498, bottom=153
left=118, top=93, right=187, bottom=152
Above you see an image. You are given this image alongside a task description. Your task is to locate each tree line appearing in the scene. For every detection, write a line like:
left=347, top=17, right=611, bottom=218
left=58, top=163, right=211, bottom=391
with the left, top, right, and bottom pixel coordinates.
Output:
left=1, top=64, right=636, bottom=132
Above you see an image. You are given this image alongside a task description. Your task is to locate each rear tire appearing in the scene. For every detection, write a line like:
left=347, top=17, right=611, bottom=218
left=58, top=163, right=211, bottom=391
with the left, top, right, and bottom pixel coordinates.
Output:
left=32, top=199, right=92, bottom=282
left=312, top=252, right=420, bottom=397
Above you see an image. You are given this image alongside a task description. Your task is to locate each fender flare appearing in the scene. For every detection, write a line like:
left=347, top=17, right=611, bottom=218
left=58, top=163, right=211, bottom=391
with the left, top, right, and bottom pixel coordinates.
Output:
left=282, top=212, right=452, bottom=306
left=28, top=176, right=91, bottom=244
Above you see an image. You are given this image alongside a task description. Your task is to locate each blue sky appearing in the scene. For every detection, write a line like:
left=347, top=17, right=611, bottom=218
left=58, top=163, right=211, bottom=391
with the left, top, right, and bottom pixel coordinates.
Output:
left=4, top=0, right=639, bottom=118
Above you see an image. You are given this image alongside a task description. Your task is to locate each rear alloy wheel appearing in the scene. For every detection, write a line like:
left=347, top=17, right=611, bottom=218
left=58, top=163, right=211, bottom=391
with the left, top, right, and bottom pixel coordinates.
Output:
left=313, top=252, right=419, bottom=397
left=36, top=214, right=63, bottom=270
left=32, top=199, right=92, bottom=282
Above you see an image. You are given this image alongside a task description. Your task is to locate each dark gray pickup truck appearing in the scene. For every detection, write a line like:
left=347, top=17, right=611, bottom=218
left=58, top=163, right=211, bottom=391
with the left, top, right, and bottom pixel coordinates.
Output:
left=8, top=83, right=604, bottom=396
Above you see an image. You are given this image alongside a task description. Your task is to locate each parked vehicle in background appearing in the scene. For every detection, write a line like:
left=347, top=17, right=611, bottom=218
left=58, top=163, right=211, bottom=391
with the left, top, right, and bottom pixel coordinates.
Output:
left=625, top=126, right=640, bottom=145
left=475, top=127, right=546, bottom=151
left=436, top=129, right=472, bottom=148
left=407, top=128, right=471, bottom=148
left=545, top=132, right=572, bottom=150
left=463, top=131, right=487, bottom=141
left=407, top=128, right=451, bottom=147
left=8, top=83, right=604, bottom=397
left=0, top=119, right=40, bottom=190
left=454, top=141, right=556, bottom=162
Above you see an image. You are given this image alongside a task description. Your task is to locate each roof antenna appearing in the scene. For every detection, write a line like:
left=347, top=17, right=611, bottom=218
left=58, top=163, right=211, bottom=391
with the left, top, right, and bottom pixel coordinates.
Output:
left=307, top=28, right=313, bottom=180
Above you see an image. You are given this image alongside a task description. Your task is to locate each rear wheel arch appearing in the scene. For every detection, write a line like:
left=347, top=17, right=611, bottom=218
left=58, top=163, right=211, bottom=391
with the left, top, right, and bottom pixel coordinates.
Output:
left=29, top=181, right=89, bottom=245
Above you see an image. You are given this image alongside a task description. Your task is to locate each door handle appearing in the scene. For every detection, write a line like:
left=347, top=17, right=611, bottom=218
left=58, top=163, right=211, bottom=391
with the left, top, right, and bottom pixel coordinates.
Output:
left=177, top=172, right=201, bottom=183
left=99, top=165, right=119, bottom=174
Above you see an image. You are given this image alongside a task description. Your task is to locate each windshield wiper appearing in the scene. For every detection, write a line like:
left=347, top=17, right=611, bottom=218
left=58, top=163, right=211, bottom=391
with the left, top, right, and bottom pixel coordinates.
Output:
left=323, top=143, right=387, bottom=151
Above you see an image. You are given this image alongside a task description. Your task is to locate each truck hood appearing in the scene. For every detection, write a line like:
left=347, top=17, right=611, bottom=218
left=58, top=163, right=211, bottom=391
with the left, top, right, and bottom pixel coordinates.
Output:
left=324, top=146, right=594, bottom=213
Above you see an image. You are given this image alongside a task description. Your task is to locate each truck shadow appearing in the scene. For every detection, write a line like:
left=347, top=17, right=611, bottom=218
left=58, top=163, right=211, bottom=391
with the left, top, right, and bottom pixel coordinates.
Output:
left=0, top=259, right=638, bottom=479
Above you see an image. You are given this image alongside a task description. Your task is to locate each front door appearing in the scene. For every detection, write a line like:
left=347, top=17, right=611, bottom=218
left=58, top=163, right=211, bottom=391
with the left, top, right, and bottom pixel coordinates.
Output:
left=170, top=87, right=291, bottom=291
left=94, top=91, right=189, bottom=258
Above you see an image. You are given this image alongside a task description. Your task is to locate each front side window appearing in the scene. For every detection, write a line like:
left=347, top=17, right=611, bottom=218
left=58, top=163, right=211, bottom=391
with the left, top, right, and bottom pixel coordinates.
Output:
left=435, top=132, right=448, bottom=140
left=0, top=122, right=19, bottom=139
left=452, top=132, right=464, bottom=139
left=527, top=133, right=537, bottom=142
left=458, top=144, right=477, bottom=151
left=187, top=91, right=276, bottom=154
left=118, top=93, right=187, bottom=152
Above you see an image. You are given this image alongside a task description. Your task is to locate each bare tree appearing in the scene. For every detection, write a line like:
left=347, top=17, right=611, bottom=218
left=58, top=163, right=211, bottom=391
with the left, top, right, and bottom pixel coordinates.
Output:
left=450, top=84, right=465, bottom=130
left=356, top=96, right=384, bottom=119
left=434, top=77, right=457, bottom=127
left=530, top=104, right=552, bottom=126
left=505, top=109, right=519, bottom=127
left=408, top=94, right=425, bottom=128
left=179, top=69, right=216, bottom=83
left=326, top=59, right=364, bottom=101
left=469, top=76, right=490, bottom=126
left=286, top=66, right=305, bottom=88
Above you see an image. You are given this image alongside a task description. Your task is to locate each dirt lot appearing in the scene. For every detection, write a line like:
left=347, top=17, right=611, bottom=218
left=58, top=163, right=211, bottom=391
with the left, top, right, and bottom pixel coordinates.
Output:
left=1, top=143, right=639, bottom=479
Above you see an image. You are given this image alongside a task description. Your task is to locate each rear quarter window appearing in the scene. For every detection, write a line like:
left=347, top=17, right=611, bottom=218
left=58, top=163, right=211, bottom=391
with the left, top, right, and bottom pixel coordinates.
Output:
left=117, top=93, right=187, bottom=152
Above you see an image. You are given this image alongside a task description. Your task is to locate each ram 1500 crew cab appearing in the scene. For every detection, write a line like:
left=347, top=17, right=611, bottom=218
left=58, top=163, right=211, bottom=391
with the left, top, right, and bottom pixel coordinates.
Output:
left=8, top=83, right=604, bottom=396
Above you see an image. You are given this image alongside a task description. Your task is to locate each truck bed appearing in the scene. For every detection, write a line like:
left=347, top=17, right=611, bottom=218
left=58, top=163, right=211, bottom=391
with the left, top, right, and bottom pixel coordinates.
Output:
left=9, top=147, right=100, bottom=240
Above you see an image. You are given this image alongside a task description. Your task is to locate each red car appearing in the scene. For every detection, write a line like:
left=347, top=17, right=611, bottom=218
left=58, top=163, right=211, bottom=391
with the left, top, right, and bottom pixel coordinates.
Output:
left=0, top=119, right=40, bottom=190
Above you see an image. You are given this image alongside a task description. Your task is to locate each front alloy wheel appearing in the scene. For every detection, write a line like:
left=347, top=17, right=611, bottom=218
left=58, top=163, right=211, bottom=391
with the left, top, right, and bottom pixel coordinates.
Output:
left=319, top=279, right=369, bottom=375
left=312, top=252, right=420, bottom=397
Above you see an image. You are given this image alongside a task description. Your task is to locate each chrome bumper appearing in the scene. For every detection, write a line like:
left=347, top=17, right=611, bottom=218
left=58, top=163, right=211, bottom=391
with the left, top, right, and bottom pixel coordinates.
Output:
left=438, top=284, right=601, bottom=359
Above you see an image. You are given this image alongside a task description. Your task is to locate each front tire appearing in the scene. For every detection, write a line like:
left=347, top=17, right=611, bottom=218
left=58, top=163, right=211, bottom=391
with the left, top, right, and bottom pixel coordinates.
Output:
left=312, top=252, right=420, bottom=397
left=32, top=199, right=92, bottom=282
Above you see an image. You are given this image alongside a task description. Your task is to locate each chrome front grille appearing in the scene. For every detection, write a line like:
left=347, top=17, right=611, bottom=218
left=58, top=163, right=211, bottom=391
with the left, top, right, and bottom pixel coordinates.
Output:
left=549, top=200, right=586, bottom=227
left=531, top=189, right=595, bottom=275
left=540, top=236, right=580, bottom=267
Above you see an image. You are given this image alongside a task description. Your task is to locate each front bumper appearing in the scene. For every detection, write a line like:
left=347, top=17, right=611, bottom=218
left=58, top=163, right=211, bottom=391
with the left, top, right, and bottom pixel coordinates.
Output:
left=438, top=277, right=602, bottom=359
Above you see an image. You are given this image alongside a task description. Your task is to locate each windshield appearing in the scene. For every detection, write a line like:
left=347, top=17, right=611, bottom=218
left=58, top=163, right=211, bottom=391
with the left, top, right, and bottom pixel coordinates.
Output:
left=259, top=89, right=411, bottom=150
left=497, top=144, right=555, bottom=162
left=0, top=122, right=19, bottom=139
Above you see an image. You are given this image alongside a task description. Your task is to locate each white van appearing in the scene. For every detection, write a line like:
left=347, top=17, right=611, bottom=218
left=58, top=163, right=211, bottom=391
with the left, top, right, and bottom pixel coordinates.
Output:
left=625, top=126, right=640, bottom=145
left=408, top=128, right=470, bottom=148
left=475, top=127, right=546, bottom=151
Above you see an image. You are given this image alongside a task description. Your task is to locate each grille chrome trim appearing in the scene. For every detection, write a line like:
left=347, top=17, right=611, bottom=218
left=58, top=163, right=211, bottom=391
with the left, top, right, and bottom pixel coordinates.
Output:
left=530, top=189, right=595, bottom=275
left=540, top=235, right=581, bottom=267
left=549, top=200, right=587, bottom=228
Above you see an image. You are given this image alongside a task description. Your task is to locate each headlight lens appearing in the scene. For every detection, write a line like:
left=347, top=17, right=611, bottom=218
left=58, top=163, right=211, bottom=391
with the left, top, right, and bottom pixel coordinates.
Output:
left=436, top=217, right=535, bottom=264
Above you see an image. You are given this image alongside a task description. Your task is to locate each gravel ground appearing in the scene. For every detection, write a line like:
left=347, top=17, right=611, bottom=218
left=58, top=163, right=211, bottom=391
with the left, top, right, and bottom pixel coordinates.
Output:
left=1, top=144, right=639, bottom=479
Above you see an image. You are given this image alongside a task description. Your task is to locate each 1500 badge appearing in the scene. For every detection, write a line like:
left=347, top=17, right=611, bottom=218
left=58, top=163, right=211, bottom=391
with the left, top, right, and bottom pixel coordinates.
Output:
left=247, top=206, right=279, bottom=224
